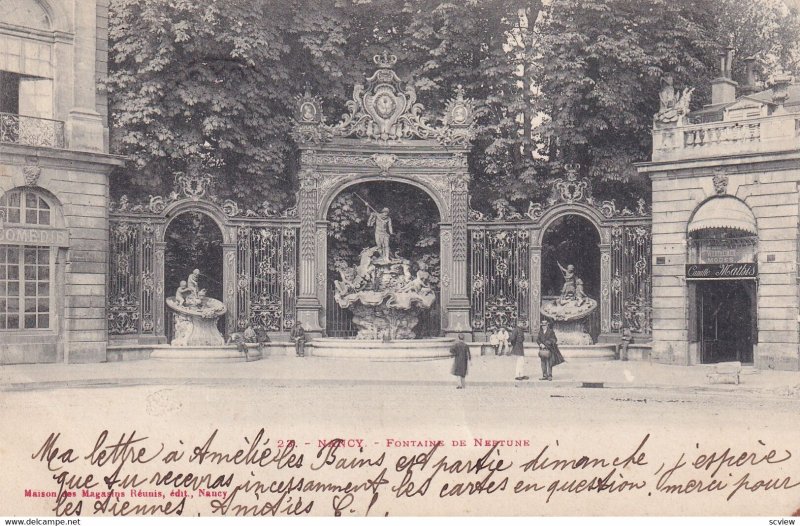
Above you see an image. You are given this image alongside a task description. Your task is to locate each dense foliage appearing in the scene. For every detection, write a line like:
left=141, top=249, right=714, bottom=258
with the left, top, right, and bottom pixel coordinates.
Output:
left=107, top=0, right=800, bottom=214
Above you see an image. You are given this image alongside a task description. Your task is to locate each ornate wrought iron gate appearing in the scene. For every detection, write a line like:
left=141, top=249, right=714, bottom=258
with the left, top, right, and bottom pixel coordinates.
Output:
left=235, top=226, right=298, bottom=332
left=610, top=224, right=652, bottom=335
left=107, top=172, right=299, bottom=342
left=467, top=166, right=652, bottom=341
left=469, top=228, right=531, bottom=332
left=108, top=220, right=156, bottom=337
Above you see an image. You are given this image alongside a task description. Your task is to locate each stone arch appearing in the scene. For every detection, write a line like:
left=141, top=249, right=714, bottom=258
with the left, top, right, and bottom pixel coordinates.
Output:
left=0, top=0, right=52, bottom=30
left=532, top=203, right=614, bottom=338
left=161, top=200, right=233, bottom=244
left=534, top=203, right=610, bottom=246
left=0, top=185, right=66, bottom=228
left=318, top=174, right=447, bottom=223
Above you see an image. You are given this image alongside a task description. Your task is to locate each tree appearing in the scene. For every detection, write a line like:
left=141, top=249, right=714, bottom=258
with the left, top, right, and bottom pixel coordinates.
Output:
left=107, top=0, right=543, bottom=211
left=532, top=0, right=717, bottom=192
left=107, top=0, right=800, bottom=215
left=710, top=0, right=800, bottom=82
left=107, top=0, right=351, bottom=208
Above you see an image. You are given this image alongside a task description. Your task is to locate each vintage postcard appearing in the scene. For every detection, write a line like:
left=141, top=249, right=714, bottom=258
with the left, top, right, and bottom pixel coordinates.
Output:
left=1, top=0, right=800, bottom=519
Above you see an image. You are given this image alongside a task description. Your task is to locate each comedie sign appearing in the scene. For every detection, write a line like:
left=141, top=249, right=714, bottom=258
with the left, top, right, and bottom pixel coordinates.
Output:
left=685, top=263, right=757, bottom=280
left=0, top=226, right=69, bottom=247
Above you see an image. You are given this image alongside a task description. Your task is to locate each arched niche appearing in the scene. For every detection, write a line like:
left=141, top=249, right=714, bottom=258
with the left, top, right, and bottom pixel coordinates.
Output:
left=530, top=205, right=614, bottom=338
left=160, top=200, right=234, bottom=244
left=162, top=210, right=225, bottom=339
left=534, top=203, right=611, bottom=246
left=318, top=174, right=449, bottom=223
left=323, top=179, right=443, bottom=338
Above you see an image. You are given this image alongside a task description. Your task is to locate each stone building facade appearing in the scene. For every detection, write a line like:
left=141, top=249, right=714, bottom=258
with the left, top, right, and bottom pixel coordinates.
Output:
left=0, top=0, right=123, bottom=364
left=639, top=65, right=800, bottom=371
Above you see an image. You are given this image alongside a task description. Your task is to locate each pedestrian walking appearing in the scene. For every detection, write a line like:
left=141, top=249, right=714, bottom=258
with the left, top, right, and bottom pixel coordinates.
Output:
left=450, top=334, right=471, bottom=389
left=509, top=322, right=529, bottom=380
left=290, top=321, right=306, bottom=357
left=536, top=319, right=565, bottom=381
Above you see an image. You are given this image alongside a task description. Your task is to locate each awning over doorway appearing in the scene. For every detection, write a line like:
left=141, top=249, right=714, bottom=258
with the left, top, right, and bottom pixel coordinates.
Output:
left=688, top=196, right=757, bottom=235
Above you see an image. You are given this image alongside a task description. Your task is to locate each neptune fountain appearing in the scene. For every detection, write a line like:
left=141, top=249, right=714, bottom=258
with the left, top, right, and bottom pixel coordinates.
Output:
left=333, top=207, right=436, bottom=339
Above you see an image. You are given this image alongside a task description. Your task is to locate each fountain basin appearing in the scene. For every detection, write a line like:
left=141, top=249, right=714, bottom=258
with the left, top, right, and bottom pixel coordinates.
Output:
left=149, top=345, right=262, bottom=362
left=311, top=337, right=454, bottom=361
left=166, top=297, right=227, bottom=346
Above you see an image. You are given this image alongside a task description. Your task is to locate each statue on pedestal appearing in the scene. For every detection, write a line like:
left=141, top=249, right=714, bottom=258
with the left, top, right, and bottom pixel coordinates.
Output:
left=368, top=207, right=394, bottom=262
left=333, top=205, right=435, bottom=340
left=165, top=268, right=227, bottom=346
left=655, top=75, right=694, bottom=124
left=557, top=261, right=587, bottom=307
left=541, top=261, right=598, bottom=346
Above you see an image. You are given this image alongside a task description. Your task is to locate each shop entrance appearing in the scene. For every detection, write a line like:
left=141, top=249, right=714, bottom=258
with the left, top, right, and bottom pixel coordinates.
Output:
left=696, top=279, right=755, bottom=364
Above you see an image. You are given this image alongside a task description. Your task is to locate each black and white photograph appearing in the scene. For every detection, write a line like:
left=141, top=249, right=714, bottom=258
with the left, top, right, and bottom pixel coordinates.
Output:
left=1, top=0, right=800, bottom=520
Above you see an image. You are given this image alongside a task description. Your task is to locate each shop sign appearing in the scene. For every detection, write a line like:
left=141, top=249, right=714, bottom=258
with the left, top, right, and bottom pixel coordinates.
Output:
left=0, top=226, right=69, bottom=247
left=685, top=263, right=757, bottom=280
left=698, top=244, right=756, bottom=264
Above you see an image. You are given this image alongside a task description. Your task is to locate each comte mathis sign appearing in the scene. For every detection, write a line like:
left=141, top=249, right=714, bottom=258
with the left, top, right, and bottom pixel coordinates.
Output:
left=0, top=226, right=69, bottom=247
left=685, top=263, right=758, bottom=280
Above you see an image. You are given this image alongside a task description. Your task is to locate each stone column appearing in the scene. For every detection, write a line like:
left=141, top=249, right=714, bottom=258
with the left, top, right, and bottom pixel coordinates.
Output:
left=222, top=243, right=237, bottom=336
left=315, top=221, right=328, bottom=334
left=530, top=239, right=542, bottom=339
left=439, top=226, right=452, bottom=332
left=296, top=169, right=323, bottom=335
left=68, top=0, right=105, bottom=151
left=445, top=172, right=472, bottom=335
left=153, top=241, right=167, bottom=342
left=600, top=243, right=612, bottom=336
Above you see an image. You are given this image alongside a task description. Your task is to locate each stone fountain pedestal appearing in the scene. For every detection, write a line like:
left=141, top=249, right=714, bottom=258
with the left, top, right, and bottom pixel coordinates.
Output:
left=540, top=297, right=615, bottom=361
left=335, top=251, right=437, bottom=341
left=150, top=297, right=261, bottom=362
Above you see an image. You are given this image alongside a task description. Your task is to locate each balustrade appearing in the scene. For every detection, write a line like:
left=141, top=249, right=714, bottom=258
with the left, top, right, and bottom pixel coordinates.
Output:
left=0, top=112, right=65, bottom=149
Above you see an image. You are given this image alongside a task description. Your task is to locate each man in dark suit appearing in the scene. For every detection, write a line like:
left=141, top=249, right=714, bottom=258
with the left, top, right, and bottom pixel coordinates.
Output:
left=450, top=334, right=471, bottom=389
left=536, top=319, right=565, bottom=380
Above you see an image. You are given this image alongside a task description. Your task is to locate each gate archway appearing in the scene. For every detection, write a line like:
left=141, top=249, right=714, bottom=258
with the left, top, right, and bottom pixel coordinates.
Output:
left=292, top=53, right=478, bottom=337
left=324, top=180, right=443, bottom=337
left=107, top=169, right=299, bottom=345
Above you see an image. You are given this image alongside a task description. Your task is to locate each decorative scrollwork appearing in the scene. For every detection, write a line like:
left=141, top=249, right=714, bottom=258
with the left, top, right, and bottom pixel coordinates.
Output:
left=23, top=159, right=41, bottom=186
left=0, top=112, right=65, bottom=148
left=293, top=55, right=478, bottom=147
left=372, top=153, right=397, bottom=174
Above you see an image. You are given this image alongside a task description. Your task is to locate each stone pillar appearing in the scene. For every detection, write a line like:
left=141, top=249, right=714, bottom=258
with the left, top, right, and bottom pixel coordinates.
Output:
left=439, top=226, right=452, bottom=332
left=445, top=173, right=472, bottom=335
left=68, top=0, right=105, bottom=151
left=600, top=243, right=612, bottom=336
left=296, top=169, right=323, bottom=335
left=530, top=240, right=542, bottom=339
left=153, top=241, right=167, bottom=341
left=315, top=221, right=328, bottom=334
left=222, top=243, right=237, bottom=336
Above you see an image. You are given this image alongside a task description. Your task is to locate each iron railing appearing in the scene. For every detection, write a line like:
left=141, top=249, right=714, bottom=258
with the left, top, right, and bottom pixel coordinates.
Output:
left=0, top=112, right=65, bottom=148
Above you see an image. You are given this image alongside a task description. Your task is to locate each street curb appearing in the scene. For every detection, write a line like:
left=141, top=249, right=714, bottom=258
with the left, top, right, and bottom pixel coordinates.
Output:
left=1, top=375, right=795, bottom=399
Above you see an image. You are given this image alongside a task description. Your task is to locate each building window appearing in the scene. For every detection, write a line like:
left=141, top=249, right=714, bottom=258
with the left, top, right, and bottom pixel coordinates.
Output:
left=0, top=71, right=20, bottom=114
left=0, top=245, right=51, bottom=329
left=0, top=189, right=51, bottom=225
left=0, top=189, right=55, bottom=330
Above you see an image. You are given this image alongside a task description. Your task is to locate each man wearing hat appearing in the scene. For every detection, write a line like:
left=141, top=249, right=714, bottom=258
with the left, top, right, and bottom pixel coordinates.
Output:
left=536, top=319, right=565, bottom=380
